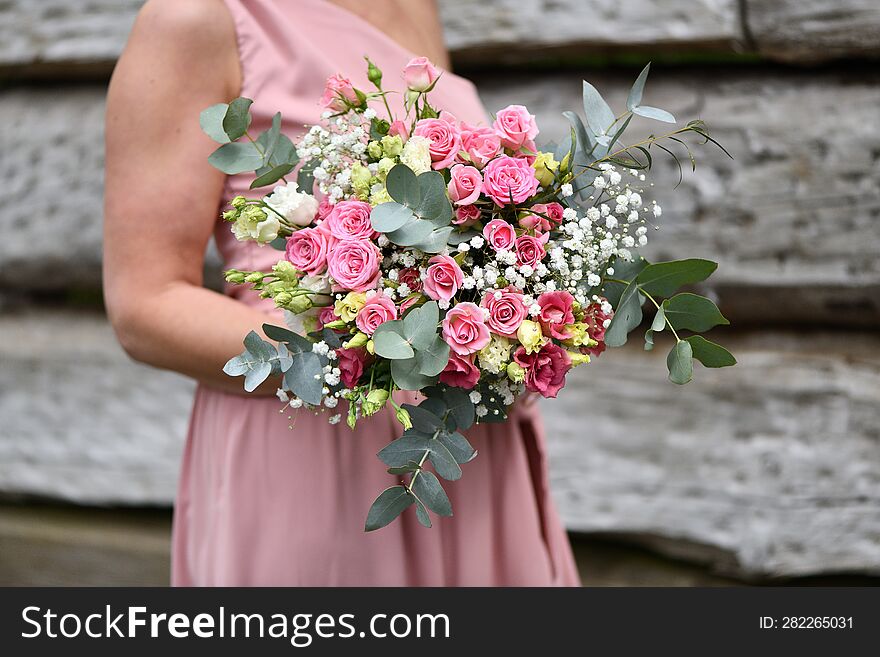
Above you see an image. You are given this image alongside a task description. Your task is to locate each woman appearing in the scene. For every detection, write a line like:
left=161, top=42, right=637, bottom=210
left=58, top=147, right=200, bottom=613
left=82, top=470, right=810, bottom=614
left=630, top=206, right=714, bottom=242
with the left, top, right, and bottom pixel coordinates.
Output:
left=104, top=0, right=579, bottom=586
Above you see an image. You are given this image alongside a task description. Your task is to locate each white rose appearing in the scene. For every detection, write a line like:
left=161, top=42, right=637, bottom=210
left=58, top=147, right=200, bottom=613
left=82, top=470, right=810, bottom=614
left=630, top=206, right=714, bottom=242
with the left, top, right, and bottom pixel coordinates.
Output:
left=264, top=181, right=319, bottom=227
left=233, top=212, right=280, bottom=244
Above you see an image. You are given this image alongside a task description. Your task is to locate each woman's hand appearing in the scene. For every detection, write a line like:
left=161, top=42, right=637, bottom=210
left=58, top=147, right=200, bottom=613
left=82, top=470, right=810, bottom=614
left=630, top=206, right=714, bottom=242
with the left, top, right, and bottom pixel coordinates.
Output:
left=103, top=0, right=276, bottom=394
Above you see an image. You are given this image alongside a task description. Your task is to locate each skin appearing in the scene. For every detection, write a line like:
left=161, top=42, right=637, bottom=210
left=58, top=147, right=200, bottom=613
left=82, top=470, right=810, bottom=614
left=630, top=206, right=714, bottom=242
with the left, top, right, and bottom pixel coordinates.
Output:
left=103, top=0, right=450, bottom=394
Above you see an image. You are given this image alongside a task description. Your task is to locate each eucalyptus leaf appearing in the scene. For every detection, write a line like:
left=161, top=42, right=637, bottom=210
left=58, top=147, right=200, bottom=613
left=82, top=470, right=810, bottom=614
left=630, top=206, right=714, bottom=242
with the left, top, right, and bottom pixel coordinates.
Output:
left=412, top=471, right=452, bottom=516
left=262, top=323, right=313, bottom=353
left=666, top=340, right=694, bottom=385
left=268, top=237, right=287, bottom=251
left=372, top=322, right=414, bottom=360
left=601, top=256, right=648, bottom=306
left=297, top=164, right=315, bottom=193
left=416, top=170, right=453, bottom=224
left=377, top=434, right=431, bottom=468
left=582, top=81, right=616, bottom=140
left=403, top=301, right=439, bottom=351
left=627, top=62, right=651, bottom=111
left=401, top=404, right=444, bottom=434
left=437, top=430, right=476, bottom=464
left=371, top=202, right=414, bottom=233
left=222, top=97, right=253, bottom=141
left=644, top=329, right=655, bottom=351
left=256, top=112, right=282, bottom=164
left=685, top=335, right=736, bottom=368
left=385, top=164, right=420, bottom=207
left=417, top=337, right=450, bottom=376
left=662, top=293, right=729, bottom=332
left=414, top=226, right=454, bottom=253
left=386, top=218, right=434, bottom=247
left=563, top=110, right=593, bottom=160
left=250, top=163, right=295, bottom=189
left=442, top=387, right=475, bottom=431
left=651, top=307, right=667, bottom=332
left=365, top=486, right=414, bottom=532
left=632, top=105, right=676, bottom=124
left=391, top=355, right=437, bottom=390
left=208, top=142, right=263, bottom=175
left=199, top=103, right=231, bottom=143
left=636, top=259, right=718, bottom=298
left=414, top=499, right=432, bottom=527
left=427, top=440, right=462, bottom=481
left=283, top=351, right=324, bottom=404
left=604, top=283, right=643, bottom=347
left=243, top=362, right=272, bottom=393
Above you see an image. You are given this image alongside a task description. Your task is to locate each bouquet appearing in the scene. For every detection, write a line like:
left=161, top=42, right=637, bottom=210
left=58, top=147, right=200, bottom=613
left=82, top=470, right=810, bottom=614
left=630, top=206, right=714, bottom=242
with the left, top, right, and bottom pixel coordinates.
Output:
left=201, top=56, right=734, bottom=531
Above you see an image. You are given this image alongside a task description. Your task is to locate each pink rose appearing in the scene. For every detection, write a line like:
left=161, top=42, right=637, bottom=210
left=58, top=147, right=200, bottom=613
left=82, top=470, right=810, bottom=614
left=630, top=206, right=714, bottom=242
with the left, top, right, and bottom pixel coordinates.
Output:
left=514, top=234, right=546, bottom=267
left=320, top=73, right=358, bottom=111
left=482, top=155, right=540, bottom=206
left=403, top=56, right=439, bottom=92
left=413, top=118, right=462, bottom=170
left=512, top=138, right=538, bottom=165
left=459, top=122, right=501, bottom=168
left=513, top=343, right=571, bottom=398
left=285, top=227, right=329, bottom=275
left=399, top=295, right=422, bottom=314
left=316, top=199, right=335, bottom=221
left=442, top=302, right=491, bottom=355
left=355, top=293, right=398, bottom=335
left=482, top=218, right=516, bottom=251
left=439, top=352, right=480, bottom=389
left=326, top=239, right=381, bottom=292
left=447, top=165, right=482, bottom=206
left=324, top=200, right=377, bottom=241
left=453, top=204, right=481, bottom=227
left=316, top=306, right=338, bottom=330
left=481, top=286, right=528, bottom=337
left=337, top=347, right=369, bottom=389
left=423, top=254, right=464, bottom=302
left=537, top=290, right=575, bottom=340
left=398, top=267, right=423, bottom=293
left=520, top=202, right=564, bottom=232
left=388, top=120, right=410, bottom=140
left=492, top=104, right=539, bottom=150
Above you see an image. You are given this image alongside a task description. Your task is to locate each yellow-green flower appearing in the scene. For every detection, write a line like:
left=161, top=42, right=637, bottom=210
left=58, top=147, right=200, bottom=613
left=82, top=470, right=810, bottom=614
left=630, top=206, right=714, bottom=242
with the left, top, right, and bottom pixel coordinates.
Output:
left=380, top=134, right=403, bottom=158
left=334, top=292, right=367, bottom=323
left=532, top=151, right=559, bottom=187
left=362, top=388, right=390, bottom=416
left=567, top=351, right=591, bottom=367
left=367, top=140, right=382, bottom=159
left=506, top=361, right=525, bottom=383
left=343, top=332, right=369, bottom=349
left=369, top=186, right=393, bottom=206
left=351, top=162, right=371, bottom=200
left=517, top=320, right=546, bottom=354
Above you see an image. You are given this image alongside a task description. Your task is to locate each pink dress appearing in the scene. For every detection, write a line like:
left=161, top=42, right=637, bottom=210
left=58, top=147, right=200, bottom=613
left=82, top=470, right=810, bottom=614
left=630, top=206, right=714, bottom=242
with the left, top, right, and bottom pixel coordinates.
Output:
left=171, top=0, right=580, bottom=586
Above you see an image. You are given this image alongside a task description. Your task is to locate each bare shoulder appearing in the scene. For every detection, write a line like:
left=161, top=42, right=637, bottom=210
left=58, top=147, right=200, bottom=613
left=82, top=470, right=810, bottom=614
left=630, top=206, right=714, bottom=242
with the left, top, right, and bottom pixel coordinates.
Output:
left=119, top=0, right=240, bottom=97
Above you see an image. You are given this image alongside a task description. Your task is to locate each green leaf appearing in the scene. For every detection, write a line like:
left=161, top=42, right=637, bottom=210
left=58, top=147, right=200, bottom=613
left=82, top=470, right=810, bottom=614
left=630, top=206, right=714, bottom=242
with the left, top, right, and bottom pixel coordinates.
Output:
left=385, top=164, right=420, bottom=207
left=685, top=335, right=736, bottom=368
left=636, top=259, right=718, bottom=298
left=224, top=331, right=293, bottom=393
left=377, top=434, right=431, bottom=468
left=662, top=293, right=729, bottom=333
left=268, top=237, right=287, bottom=250
left=666, top=340, right=694, bottom=385
left=200, top=103, right=231, bottom=143
left=262, top=323, right=312, bottom=353
left=644, top=329, right=655, bottom=351
left=582, top=81, right=615, bottom=141
left=416, top=171, right=452, bottom=224
left=604, top=283, right=643, bottom=347
left=403, top=301, right=439, bottom=351
left=627, top=63, right=651, bottom=111
left=272, top=134, right=298, bottom=166
left=414, top=499, right=432, bottom=527
left=442, top=388, right=475, bottom=431
left=222, top=97, right=253, bottom=141
left=601, top=256, right=648, bottom=305
left=255, top=112, right=282, bottom=164
left=365, top=486, right=414, bottom=531
left=414, top=226, right=454, bottom=253
left=427, top=440, right=462, bottom=481
left=283, top=351, right=324, bottom=404
left=402, top=405, right=444, bottom=433
left=417, top=337, right=450, bottom=376
left=297, top=164, right=315, bottom=193
left=370, top=202, right=414, bottom=233
left=633, top=105, right=676, bottom=123
left=386, top=218, right=434, bottom=247
left=563, top=110, right=594, bottom=163
left=387, top=464, right=420, bottom=475
left=208, top=142, right=263, bottom=174
left=250, top=163, right=295, bottom=189
left=651, top=307, right=667, bottom=332
left=372, top=321, right=414, bottom=360
left=412, top=471, right=452, bottom=517
left=437, top=430, right=476, bottom=464
left=391, top=355, right=437, bottom=390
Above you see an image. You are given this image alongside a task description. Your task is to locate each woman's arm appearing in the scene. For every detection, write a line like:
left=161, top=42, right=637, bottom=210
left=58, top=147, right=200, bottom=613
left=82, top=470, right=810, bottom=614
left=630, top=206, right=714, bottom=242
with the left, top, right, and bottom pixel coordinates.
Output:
left=103, top=0, right=274, bottom=393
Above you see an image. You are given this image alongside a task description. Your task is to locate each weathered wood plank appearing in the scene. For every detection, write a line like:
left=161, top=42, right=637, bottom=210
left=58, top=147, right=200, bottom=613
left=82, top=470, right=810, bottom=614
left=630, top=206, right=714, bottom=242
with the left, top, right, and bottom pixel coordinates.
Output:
left=747, top=0, right=880, bottom=63
left=543, top=330, right=880, bottom=577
